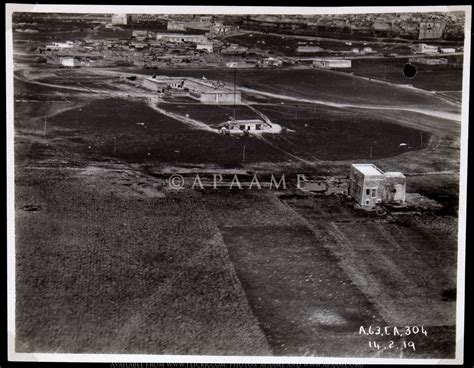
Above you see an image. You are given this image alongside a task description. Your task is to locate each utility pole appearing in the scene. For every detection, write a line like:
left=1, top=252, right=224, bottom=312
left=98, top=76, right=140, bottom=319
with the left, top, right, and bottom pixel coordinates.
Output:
left=233, top=67, right=236, bottom=122
left=242, top=144, right=246, bottom=163
left=43, top=117, right=47, bottom=136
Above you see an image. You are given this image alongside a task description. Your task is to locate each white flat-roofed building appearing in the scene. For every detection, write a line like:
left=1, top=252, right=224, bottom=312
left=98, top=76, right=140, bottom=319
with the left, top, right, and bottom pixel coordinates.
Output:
left=221, top=119, right=271, bottom=133
left=155, top=33, right=208, bottom=44
left=45, top=41, right=74, bottom=51
left=196, top=42, right=213, bottom=52
left=440, top=47, right=456, bottom=53
left=225, top=60, right=256, bottom=68
left=112, top=14, right=128, bottom=26
left=313, top=58, right=351, bottom=69
left=59, top=57, right=76, bottom=67
left=349, top=164, right=406, bottom=207
left=297, top=46, right=324, bottom=53
left=415, top=43, right=439, bottom=54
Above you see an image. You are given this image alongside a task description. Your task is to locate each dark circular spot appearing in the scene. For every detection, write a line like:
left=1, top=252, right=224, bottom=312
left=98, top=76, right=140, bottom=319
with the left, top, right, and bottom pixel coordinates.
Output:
left=441, top=288, right=456, bottom=302
left=403, top=63, right=417, bottom=79
left=21, top=204, right=42, bottom=212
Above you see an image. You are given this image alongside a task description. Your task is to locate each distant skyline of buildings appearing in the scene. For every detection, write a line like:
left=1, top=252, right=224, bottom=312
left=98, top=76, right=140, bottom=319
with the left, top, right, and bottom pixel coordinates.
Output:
left=108, top=12, right=465, bottom=40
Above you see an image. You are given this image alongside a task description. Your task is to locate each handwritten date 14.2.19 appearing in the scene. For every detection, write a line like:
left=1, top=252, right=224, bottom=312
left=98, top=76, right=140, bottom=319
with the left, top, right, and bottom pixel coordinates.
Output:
left=368, top=340, right=416, bottom=351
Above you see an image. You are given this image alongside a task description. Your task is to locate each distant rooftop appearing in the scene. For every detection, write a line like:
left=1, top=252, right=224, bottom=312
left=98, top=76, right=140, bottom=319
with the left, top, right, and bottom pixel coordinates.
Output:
left=352, top=164, right=384, bottom=176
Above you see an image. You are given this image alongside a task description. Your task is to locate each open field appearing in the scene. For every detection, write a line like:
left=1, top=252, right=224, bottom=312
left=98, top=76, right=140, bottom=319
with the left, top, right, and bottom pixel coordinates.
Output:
left=15, top=164, right=458, bottom=357
left=348, top=59, right=463, bottom=99
left=15, top=166, right=271, bottom=355
left=14, top=94, right=434, bottom=165
left=158, top=101, right=260, bottom=127
left=15, top=98, right=290, bottom=165
left=255, top=104, right=430, bottom=161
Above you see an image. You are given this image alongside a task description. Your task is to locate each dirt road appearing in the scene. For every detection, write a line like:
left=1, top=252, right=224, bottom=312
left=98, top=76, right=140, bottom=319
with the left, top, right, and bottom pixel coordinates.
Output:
left=240, top=87, right=462, bottom=122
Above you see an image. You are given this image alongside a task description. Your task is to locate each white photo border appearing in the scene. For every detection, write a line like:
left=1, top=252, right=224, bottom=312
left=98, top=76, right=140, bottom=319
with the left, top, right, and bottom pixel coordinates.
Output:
left=6, top=4, right=471, bottom=364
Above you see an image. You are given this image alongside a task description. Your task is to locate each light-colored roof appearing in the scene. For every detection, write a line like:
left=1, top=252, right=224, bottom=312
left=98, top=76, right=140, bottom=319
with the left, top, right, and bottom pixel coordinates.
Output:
left=144, top=76, right=180, bottom=84
left=226, top=119, right=264, bottom=125
left=312, top=57, right=348, bottom=61
left=384, top=171, right=405, bottom=178
left=352, top=164, right=384, bottom=176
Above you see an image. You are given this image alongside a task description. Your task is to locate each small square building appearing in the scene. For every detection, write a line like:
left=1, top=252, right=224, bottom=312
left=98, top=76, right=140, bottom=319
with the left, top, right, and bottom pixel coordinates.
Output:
left=349, top=164, right=406, bottom=207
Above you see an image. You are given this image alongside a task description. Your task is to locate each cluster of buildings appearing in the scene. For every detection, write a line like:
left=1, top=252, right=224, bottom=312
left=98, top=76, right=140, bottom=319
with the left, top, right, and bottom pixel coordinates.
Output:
left=349, top=46, right=374, bottom=55
left=37, top=32, right=287, bottom=69
left=406, top=43, right=459, bottom=66
left=238, top=12, right=464, bottom=40
left=34, top=12, right=461, bottom=70
left=141, top=75, right=241, bottom=104
left=412, top=43, right=458, bottom=54
left=166, top=16, right=238, bottom=36
left=38, top=40, right=106, bottom=67
left=371, top=19, right=446, bottom=40
left=111, top=13, right=239, bottom=38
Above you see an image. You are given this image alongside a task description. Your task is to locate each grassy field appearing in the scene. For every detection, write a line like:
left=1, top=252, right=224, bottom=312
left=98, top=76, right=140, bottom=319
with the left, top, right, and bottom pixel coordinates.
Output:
left=159, top=102, right=260, bottom=127
left=15, top=166, right=271, bottom=355
left=15, top=91, right=433, bottom=165
left=15, top=165, right=458, bottom=357
left=15, top=98, right=291, bottom=165
left=349, top=59, right=463, bottom=97
left=256, top=103, right=430, bottom=161
left=206, top=192, right=457, bottom=358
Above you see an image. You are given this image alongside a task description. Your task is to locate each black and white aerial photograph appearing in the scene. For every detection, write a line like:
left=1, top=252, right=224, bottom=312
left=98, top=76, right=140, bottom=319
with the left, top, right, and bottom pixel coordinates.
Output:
left=6, top=4, right=470, bottom=364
